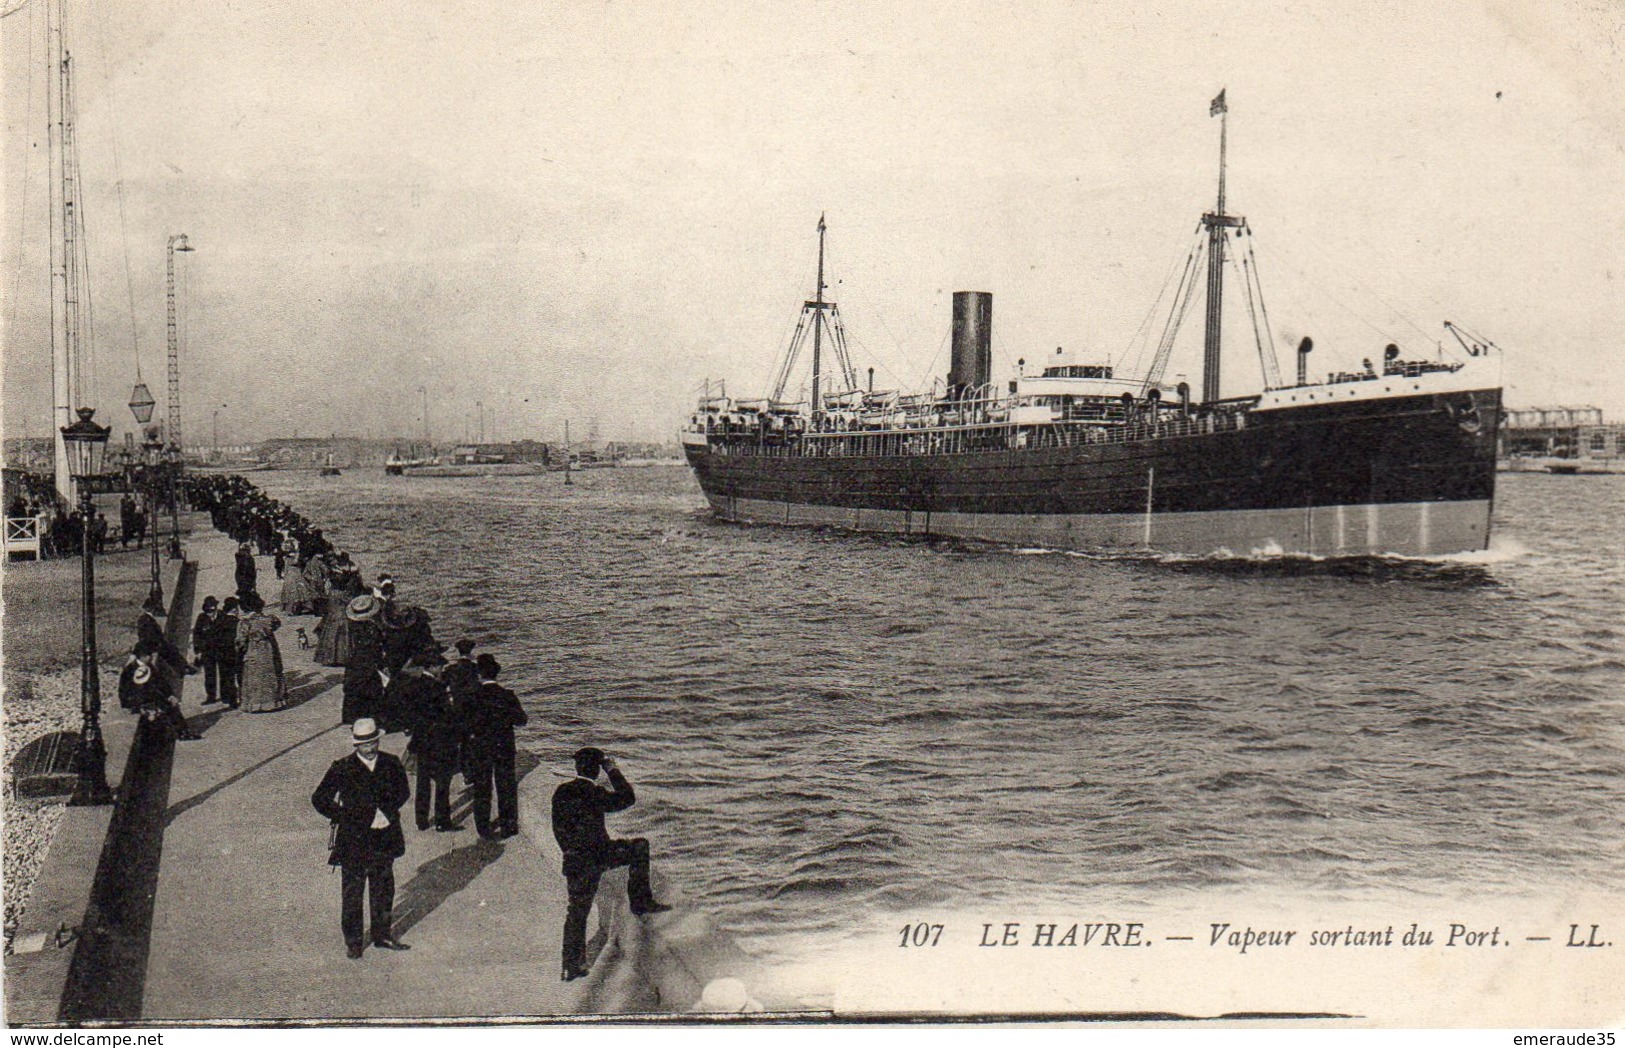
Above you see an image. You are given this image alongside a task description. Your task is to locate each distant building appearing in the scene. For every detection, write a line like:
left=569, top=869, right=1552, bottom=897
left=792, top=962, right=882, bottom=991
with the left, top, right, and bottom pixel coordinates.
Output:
left=1500, top=406, right=1625, bottom=473
left=3, top=438, right=53, bottom=472
left=255, top=437, right=400, bottom=468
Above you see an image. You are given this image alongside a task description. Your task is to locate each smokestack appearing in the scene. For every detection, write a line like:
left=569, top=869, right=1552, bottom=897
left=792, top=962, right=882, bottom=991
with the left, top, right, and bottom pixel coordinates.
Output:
left=949, top=291, right=992, bottom=397
left=1296, top=337, right=1313, bottom=386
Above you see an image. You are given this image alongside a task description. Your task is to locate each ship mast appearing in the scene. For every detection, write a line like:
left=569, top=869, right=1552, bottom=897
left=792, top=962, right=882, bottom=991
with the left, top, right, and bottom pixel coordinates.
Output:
left=47, top=0, right=73, bottom=501
left=1200, top=89, right=1241, bottom=406
left=810, top=213, right=827, bottom=417
left=768, top=215, right=857, bottom=410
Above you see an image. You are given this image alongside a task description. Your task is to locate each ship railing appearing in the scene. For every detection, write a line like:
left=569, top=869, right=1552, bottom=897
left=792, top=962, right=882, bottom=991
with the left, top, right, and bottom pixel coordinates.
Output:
left=1383, top=360, right=1464, bottom=378
left=712, top=409, right=1249, bottom=458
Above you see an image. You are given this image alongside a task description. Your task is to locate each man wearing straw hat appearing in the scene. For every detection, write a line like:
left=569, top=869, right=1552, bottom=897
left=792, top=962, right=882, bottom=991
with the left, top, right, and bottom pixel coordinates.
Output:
left=311, top=717, right=412, bottom=958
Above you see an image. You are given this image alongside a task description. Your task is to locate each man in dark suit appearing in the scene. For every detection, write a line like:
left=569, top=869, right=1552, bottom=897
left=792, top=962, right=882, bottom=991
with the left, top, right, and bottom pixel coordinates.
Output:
left=234, top=542, right=257, bottom=598
left=443, top=637, right=479, bottom=705
left=191, top=597, right=224, bottom=705
left=310, top=717, right=412, bottom=958
left=550, top=748, right=670, bottom=981
left=462, top=653, right=527, bottom=840
left=402, top=649, right=463, bottom=832
left=217, top=596, right=242, bottom=707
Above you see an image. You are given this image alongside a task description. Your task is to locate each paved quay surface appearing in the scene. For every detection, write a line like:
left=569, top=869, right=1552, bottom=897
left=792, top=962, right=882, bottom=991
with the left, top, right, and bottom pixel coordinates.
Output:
left=4, top=547, right=191, bottom=1023
left=140, top=529, right=633, bottom=1020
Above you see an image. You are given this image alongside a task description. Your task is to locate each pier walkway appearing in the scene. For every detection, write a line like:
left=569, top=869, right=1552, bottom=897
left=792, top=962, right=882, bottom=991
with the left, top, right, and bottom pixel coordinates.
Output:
left=141, top=530, right=618, bottom=1020
left=11, top=523, right=764, bottom=1023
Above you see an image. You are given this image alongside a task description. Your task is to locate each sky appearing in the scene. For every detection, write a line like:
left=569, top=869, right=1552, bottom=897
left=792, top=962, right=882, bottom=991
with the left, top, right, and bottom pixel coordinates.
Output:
left=4, top=0, right=1622, bottom=445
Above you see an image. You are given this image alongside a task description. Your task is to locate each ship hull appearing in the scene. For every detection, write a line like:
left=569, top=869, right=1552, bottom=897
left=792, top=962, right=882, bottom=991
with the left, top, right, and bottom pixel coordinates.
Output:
left=698, top=491, right=1489, bottom=558
left=685, top=388, right=1501, bottom=558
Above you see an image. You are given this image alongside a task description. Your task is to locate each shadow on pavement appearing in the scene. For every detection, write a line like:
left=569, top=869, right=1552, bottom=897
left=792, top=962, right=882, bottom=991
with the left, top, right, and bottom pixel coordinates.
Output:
left=163, top=723, right=341, bottom=827
left=392, top=838, right=507, bottom=937
left=444, top=749, right=545, bottom=827
left=283, top=668, right=340, bottom=710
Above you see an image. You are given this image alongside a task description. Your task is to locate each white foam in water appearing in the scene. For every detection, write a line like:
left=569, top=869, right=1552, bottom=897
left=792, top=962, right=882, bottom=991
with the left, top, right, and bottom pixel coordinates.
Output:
left=1392, top=532, right=1531, bottom=566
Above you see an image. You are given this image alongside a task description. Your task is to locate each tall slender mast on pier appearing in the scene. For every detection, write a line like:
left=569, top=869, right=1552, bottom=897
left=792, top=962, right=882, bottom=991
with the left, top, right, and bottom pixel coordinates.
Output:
left=167, top=235, right=194, bottom=451
left=47, top=0, right=72, bottom=501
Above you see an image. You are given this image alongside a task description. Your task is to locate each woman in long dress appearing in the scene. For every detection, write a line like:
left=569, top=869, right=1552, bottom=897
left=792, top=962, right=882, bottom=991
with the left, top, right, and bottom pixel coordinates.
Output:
left=314, top=557, right=361, bottom=667
left=280, top=553, right=314, bottom=614
left=303, top=552, right=331, bottom=617
left=237, top=593, right=286, bottom=712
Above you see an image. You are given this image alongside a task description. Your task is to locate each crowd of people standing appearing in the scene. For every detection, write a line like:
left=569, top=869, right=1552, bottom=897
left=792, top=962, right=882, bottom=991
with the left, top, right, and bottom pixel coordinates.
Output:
left=124, top=472, right=673, bottom=983
left=5, top=473, right=165, bottom=558
left=178, top=473, right=533, bottom=840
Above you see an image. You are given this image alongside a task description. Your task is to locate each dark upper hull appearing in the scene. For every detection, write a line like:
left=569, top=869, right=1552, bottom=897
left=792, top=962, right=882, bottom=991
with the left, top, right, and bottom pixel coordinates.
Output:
left=685, top=388, right=1502, bottom=557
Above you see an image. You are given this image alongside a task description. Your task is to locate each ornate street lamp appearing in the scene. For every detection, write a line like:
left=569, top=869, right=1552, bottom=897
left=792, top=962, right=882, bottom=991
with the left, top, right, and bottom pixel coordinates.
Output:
left=60, top=407, right=117, bottom=806
left=127, top=382, right=156, bottom=426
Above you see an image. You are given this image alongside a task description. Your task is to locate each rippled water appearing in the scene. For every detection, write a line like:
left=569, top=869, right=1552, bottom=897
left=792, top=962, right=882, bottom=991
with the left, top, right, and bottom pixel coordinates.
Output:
left=255, top=467, right=1625, bottom=982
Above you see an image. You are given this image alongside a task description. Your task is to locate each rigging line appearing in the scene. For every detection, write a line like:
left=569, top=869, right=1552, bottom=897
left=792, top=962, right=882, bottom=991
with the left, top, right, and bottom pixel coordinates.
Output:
left=63, top=58, right=82, bottom=411
left=916, top=327, right=950, bottom=394
left=92, top=0, right=142, bottom=380
left=1245, top=232, right=1283, bottom=386
left=1139, top=239, right=1204, bottom=391
left=5, top=0, right=38, bottom=343
left=1120, top=224, right=1203, bottom=376
left=831, top=306, right=859, bottom=390
left=770, top=314, right=809, bottom=402
left=1229, top=248, right=1265, bottom=385
left=1251, top=232, right=1410, bottom=348
left=1233, top=248, right=1281, bottom=389
left=70, top=117, right=96, bottom=410
left=0, top=0, right=32, bottom=18
left=767, top=303, right=808, bottom=399
left=842, top=334, right=910, bottom=391
left=1257, top=215, right=1437, bottom=344
left=844, top=279, right=920, bottom=392
left=69, top=51, right=99, bottom=414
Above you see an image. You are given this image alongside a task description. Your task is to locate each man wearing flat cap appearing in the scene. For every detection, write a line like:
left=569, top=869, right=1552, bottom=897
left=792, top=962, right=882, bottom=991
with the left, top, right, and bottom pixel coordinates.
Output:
left=551, top=748, right=670, bottom=981
left=461, top=653, right=528, bottom=840
left=311, top=717, right=412, bottom=958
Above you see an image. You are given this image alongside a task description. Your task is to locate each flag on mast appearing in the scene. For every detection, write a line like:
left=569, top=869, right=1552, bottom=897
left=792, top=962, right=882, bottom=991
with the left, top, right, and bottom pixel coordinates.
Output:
left=1210, top=89, right=1227, bottom=117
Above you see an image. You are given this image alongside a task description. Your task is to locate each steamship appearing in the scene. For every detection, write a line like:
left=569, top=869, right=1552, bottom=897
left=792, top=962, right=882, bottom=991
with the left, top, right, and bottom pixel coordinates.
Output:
left=682, top=99, right=1503, bottom=559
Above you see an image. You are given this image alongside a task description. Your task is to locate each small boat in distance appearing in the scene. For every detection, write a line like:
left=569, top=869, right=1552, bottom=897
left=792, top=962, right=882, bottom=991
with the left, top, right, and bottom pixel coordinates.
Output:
left=384, top=447, right=438, bottom=475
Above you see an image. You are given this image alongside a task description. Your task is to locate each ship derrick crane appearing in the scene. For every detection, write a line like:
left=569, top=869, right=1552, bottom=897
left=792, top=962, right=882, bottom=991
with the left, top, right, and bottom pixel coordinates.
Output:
left=768, top=215, right=858, bottom=413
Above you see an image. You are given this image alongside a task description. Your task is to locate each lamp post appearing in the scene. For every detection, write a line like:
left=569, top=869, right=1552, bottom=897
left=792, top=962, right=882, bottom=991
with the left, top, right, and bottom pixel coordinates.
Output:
left=166, top=442, right=182, bottom=560
left=142, top=427, right=164, bottom=606
left=60, top=407, right=116, bottom=806
left=129, top=382, right=161, bottom=608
